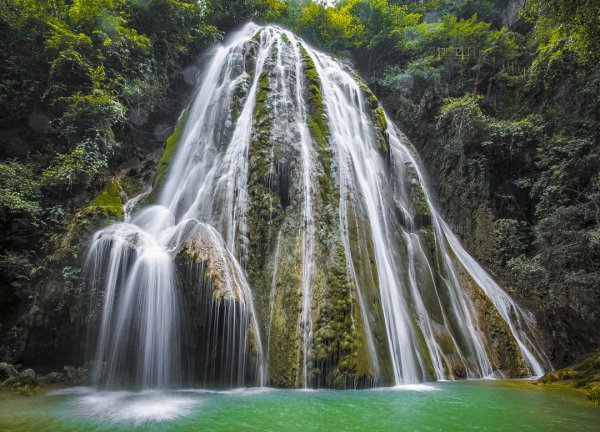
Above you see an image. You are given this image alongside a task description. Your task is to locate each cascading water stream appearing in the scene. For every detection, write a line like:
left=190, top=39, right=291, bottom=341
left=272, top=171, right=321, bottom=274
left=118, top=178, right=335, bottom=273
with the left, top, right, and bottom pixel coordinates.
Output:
left=387, top=127, right=551, bottom=377
left=84, top=23, right=550, bottom=391
left=307, top=49, right=425, bottom=383
left=290, top=36, right=317, bottom=389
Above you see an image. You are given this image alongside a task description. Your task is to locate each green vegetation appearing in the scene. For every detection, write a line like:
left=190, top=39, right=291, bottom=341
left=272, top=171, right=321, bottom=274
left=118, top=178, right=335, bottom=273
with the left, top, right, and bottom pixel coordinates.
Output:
left=0, top=0, right=223, bottom=319
left=1, top=0, right=599, bottom=380
left=88, top=178, right=125, bottom=219
left=540, top=348, right=600, bottom=404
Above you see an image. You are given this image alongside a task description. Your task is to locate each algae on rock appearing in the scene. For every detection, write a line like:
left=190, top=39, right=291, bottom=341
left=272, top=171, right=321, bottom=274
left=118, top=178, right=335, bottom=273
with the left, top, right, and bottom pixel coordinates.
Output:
left=540, top=348, right=600, bottom=404
left=152, top=111, right=190, bottom=193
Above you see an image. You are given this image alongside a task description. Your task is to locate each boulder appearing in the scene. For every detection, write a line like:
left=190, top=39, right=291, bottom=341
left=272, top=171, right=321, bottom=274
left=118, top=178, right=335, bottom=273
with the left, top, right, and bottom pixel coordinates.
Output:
left=64, top=365, right=90, bottom=385
left=0, top=362, right=18, bottom=382
left=46, top=371, right=66, bottom=384
left=2, top=367, right=37, bottom=387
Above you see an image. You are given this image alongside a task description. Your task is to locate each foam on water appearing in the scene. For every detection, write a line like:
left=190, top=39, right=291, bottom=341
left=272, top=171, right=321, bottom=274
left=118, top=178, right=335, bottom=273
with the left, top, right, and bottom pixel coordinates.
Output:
left=53, top=389, right=201, bottom=425
left=3, top=382, right=597, bottom=431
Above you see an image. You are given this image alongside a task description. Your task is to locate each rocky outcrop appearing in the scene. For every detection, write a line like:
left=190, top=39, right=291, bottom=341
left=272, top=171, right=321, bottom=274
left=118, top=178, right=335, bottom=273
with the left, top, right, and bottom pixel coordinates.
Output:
left=457, top=266, right=528, bottom=377
left=0, top=128, right=170, bottom=372
left=174, top=223, right=251, bottom=302
left=0, top=361, right=103, bottom=395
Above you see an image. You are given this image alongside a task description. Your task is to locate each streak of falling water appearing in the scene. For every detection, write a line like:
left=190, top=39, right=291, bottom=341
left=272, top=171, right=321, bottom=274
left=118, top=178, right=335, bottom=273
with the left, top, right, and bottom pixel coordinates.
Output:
left=86, top=24, right=271, bottom=389
left=308, top=48, right=423, bottom=384
left=123, top=187, right=152, bottom=222
left=306, top=43, right=550, bottom=383
left=290, top=33, right=317, bottom=389
left=387, top=126, right=550, bottom=377
left=404, top=232, right=446, bottom=380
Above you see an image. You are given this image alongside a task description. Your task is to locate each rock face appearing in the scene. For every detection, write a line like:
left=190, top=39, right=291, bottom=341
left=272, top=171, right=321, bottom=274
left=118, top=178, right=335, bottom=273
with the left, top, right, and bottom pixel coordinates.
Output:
left=0, top=25, right=552, bottom=389
left=381, top=83, right=597, bottom=370
left=0, top=365, right=37, bottom=391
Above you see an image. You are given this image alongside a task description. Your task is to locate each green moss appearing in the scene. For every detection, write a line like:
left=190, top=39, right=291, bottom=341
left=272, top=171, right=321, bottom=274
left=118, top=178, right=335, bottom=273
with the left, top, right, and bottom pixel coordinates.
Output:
left=540, top=348, right=600, bottom=404
left=355, top=73, right=390, bottom=157
left=301, top=46, right=338, bottom=216
left=355, top=73, right=379, bottom=109
left=231, top=81, right=248, bottom=124
left=311, top=241, right=376, bottom=388
left=406, top=165, right=432, bottom=223
left=88, top=178, right=125, bottom=219
left=439, top=333, right=456, bottom=355
left=267, top=230, right=303, bottom=387
left=410, top=183, right=431, bottom=220
left=412, top=317, right=436, bottom=379
left=254, top=70, right=270, bottom=123
left=153, top=111, right=189, bottom=191
left=245, top=37, right=259, bottom=84
left=251, top=30, right=262, bottom=44
left=374, top=106, right=387, bottom=131
left=458, top=264, right=528, bottom=377
left=586, top=382, right=600, bottom=404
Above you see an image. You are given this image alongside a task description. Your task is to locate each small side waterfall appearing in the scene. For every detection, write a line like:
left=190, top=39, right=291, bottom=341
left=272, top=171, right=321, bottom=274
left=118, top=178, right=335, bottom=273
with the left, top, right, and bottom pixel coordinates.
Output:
left=84, top=23, right=550, bottom=390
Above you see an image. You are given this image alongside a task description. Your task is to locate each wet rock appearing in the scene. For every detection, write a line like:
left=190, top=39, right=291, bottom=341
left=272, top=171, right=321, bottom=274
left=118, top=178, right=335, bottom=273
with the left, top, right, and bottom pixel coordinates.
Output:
left=46, top=371, right=66, bottom=384
left=174, top=222, right=250, bottom=302
left=63, top=365, right=77, bottom=379
left=20, top=368, right=36, bottom=385
left=64, top=362, right=93, bottom=385
left=64, top=365, right=89, bottom=385
left=539, top=348, right=600, bottom=404
left=452, top=365, right=467, bottom=379
left=83, top=360, right=106, bottom=382
left=0, top=362, right=18, bottom=381
left=18, top=384, right=36, bottom=396
left=2, top=368, right=37, bottom=387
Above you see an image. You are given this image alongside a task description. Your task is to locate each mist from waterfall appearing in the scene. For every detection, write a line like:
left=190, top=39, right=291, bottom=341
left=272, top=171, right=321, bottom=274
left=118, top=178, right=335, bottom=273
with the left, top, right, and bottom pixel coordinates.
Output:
left=84, top=23, right=550, bottom=390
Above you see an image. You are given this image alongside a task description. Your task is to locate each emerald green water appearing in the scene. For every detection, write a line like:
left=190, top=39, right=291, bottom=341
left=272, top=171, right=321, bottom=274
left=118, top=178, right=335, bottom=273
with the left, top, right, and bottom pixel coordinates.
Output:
left=0, top=381, right=598, bottom=431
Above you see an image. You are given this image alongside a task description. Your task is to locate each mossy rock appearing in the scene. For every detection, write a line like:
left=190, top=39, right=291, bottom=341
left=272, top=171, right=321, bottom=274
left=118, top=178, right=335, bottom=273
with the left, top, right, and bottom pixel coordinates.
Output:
left=404, top=164, right=432, bottom=226
left=152, top=110, right=190, bottom=193
left=457, top=264, right=528, bottom=378
left=54, top=176, right=127, bottom=258
left=176, top=238, right=244, bottom=302
left=87, top=178, right=126, bottom=219
left=412, top=316, right=437, bottom=380
left=355, top=73, right=379, bottom=110
left=354, top=73, right=391, bottom=158
left=301, top=46, right=337, bottom=212
left=540, top=348, right=600, bottom=404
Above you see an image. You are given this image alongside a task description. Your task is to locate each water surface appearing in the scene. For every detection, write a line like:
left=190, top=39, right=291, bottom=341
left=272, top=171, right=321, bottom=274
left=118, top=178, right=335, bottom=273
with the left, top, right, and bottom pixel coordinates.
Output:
left=0, top=381, right=598, bottom=431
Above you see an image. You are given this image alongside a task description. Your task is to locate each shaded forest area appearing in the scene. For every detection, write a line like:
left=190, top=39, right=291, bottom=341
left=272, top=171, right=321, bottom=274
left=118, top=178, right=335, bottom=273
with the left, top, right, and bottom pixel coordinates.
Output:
left=1, top=0, right=599, bottom=368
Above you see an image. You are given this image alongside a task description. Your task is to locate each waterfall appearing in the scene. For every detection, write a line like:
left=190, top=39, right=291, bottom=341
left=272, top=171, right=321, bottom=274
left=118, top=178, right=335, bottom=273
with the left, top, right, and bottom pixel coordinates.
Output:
left=85, top=23, right=550, bottom=390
